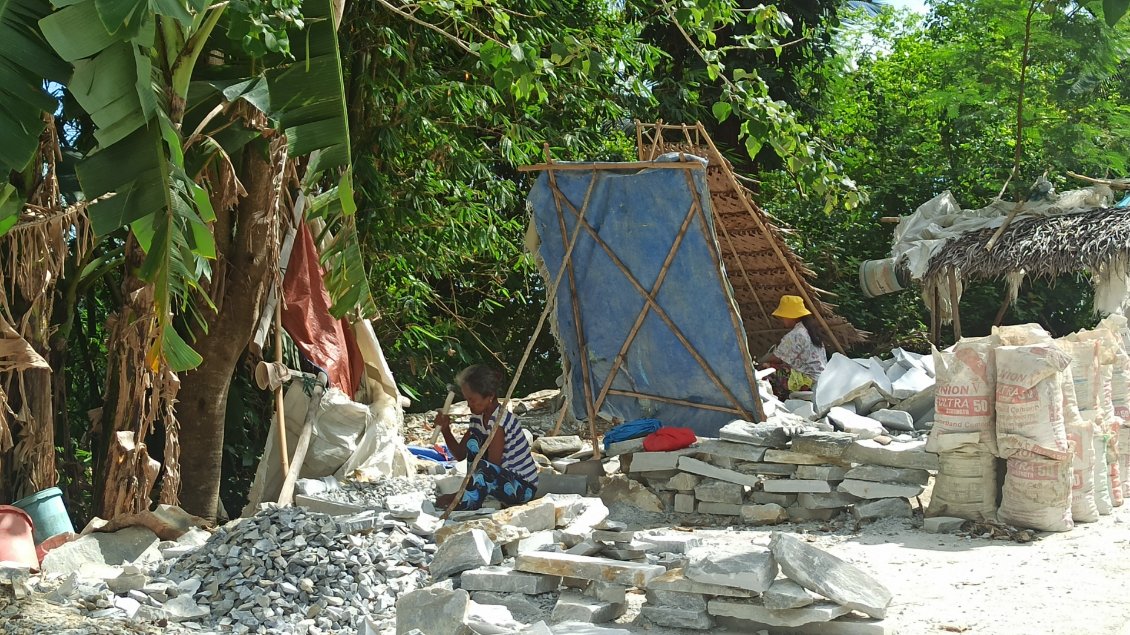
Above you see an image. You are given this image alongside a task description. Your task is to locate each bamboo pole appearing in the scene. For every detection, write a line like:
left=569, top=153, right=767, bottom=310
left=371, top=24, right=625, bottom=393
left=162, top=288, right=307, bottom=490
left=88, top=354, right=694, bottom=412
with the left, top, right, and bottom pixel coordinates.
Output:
left=551, top=182, right=753, bottom=419
left=518, top=161, right=703, bottom=173
left=591, top=200, right=700, bottom=416
left=543, top=147, right=600, bottom=459
left=605, top=390, right=746, bottom=415
left=549, top=402, right=569, bottom=436
left=695, top=122, right=847, bottom=355
left=440, top=162, right=598, bottom=520
left=993, top=289, right=1013, bottom=326
left=679, top=165, right=765, bottom=423
left=273, top=295, right=289, bottom=475
left=634, top=119, right=645, bottom=161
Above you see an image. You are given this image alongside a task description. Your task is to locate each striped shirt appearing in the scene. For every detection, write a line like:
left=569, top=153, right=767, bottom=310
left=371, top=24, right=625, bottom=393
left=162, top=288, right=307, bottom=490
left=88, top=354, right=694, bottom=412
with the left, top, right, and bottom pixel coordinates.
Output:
left=469, top=407, right=539, bottom=484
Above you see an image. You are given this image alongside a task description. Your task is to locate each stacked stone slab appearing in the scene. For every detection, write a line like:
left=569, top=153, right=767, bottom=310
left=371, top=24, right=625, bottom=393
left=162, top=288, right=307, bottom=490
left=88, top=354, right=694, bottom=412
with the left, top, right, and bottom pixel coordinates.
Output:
left=618, top=421, right=938, bottom=524
left=635, top=532, right=892, bottom=631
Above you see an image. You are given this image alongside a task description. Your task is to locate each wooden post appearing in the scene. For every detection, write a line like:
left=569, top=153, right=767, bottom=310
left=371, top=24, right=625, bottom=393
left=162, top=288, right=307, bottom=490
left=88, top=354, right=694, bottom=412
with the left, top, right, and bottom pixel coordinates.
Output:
left=277, top=371, right=327, bottom=507
left=273, top=294, right=289, bottom=475
left=695, top=122, right=847, bottom=355
left=949, top=272, right=963, bottom=341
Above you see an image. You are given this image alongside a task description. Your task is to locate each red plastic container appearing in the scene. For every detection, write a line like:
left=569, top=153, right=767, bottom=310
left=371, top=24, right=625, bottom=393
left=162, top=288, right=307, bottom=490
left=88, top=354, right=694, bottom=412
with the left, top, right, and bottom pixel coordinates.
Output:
left=0, top=505, right=39, bottom=568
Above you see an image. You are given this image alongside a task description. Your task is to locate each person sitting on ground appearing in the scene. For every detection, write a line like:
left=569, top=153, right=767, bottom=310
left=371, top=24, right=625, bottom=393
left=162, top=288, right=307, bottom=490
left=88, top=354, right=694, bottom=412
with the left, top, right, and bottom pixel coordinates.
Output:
left=433, top=364, right=539, bottom=510
left=761, top=295, right=828, bottom=401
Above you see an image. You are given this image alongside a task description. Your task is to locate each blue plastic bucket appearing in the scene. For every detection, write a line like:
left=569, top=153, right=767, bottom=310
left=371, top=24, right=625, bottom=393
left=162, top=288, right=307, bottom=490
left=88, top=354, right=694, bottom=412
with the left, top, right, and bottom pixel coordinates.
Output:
left=12, top=487, right=73, bottom=545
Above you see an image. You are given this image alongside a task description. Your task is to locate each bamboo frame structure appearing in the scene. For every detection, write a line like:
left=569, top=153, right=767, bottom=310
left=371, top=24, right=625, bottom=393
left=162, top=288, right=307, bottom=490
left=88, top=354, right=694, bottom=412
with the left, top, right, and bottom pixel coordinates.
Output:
left=523, top=149, right=764, bottom=432
left=634, top=121, right=865, bottom=358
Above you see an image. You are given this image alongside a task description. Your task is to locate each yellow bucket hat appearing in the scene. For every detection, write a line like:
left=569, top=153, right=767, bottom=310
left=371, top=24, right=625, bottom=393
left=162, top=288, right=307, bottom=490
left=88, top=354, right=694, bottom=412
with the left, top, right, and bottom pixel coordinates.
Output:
left=772, top=295, right=811, bottom=319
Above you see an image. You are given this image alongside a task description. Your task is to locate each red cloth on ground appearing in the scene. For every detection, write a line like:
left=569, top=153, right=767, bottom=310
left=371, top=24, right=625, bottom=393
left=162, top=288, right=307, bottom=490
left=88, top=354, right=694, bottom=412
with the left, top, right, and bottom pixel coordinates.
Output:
left=281, top=223, right=363, bottom=395
left=642, top=427, right=697, bottom=452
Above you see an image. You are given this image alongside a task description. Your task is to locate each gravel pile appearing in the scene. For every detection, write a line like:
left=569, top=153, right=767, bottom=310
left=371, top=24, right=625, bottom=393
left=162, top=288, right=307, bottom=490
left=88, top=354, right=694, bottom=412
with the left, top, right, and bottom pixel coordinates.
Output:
left=316, top=477, right=436, bottom=509
left=152, top=505, right=434, bottom=634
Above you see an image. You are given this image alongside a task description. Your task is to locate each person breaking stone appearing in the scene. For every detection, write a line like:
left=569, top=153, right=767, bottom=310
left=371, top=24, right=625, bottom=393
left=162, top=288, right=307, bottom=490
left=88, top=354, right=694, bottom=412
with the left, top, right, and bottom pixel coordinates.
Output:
left=761, top=295, right=828, bottom=401
left=433, top=364, right=539, bottom=510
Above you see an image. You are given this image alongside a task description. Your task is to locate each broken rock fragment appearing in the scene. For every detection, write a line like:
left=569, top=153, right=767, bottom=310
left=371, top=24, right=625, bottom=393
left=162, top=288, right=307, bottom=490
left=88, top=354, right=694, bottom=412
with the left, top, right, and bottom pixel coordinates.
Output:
left=684, top=547, right=777, bottom=592
left=430, top=528, right=495, bottom=580
left=769, top=532, right=892, bottom=619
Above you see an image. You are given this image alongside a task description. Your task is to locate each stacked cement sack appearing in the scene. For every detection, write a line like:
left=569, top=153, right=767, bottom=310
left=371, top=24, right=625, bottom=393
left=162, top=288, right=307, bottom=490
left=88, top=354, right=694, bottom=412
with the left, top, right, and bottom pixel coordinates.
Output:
left=926, top=335, right=999, bottom=521
left=1102, top=314, right=1130, bottom=503
left=994, top=325, right=1075, bottom=532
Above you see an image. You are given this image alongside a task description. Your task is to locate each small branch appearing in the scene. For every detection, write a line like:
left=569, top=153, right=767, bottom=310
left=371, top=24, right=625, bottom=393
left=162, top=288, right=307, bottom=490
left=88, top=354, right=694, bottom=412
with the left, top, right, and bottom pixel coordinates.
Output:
left=374, top=0, right=477, bottom=55
left=1066, top=171, right=1130, bottom=191
left=986, top=0, right=1038, bottom=252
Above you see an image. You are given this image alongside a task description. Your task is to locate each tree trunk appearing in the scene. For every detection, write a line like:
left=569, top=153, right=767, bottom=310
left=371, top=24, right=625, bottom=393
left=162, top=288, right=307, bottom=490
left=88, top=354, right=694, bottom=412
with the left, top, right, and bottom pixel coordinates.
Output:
left=175, top=141, right=282, bottom=520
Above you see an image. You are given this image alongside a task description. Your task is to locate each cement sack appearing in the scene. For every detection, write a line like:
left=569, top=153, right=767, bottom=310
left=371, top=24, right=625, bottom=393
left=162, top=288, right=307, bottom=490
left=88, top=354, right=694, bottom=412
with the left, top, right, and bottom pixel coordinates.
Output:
left=1109, top=421, right=1124, bottom=507
left=930, top=336, right=997, bottom=455
left=926, top=433, right=997, bottom=521
left=1099, top=315, right=1130, bottom=422
left=1061, top=338, right=1102, bottom=415
left=1120, top=425, right=1130, bottom=500
left=995, top=344, right=1072, bottom=460
left=992, top=323, right=1052, bottom=346
left=1066, top=406, right=1098, bottom=523
left=1068, top=330, right=1119, bottom=428
left=1094, top=430, right=1114, bottom=515
left=998, top=450, right=1074, bottom=533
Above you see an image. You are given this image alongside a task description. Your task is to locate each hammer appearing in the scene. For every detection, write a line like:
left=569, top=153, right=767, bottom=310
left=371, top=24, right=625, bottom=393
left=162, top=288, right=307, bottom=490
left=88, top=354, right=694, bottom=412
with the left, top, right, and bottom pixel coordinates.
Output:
left=429, top=383, right=459, bottom=446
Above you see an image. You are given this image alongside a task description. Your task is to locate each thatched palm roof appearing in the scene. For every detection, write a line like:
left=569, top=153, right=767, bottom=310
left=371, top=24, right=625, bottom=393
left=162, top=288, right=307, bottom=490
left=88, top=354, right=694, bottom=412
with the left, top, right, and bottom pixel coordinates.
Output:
left=636, top=122, right=866, bottom=356
left=923, top=206, right=1130, bottom=283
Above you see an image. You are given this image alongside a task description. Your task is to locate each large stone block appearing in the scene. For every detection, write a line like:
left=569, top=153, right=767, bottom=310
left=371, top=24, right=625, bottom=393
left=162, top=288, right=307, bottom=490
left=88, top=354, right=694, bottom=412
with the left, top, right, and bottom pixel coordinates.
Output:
left=762, top=479, right=834, bottom=494
left=798, top=492, right=860, bottom=510
left=795, top=465, right=847, bottom=481
left=674, top=493, right=696, bottom=513
left=395, top=587, right=471, bottom=635
left=740, top=504, right=787, bottom=525
left=843, top=465, right=931, bottom=486
left=536, top=473, right=589, bottom=497
left=697, top=502, right=744, bottom=516
left=535, top=435, right=585, bottom=457
left=868, top=409, right=915, bottom=432
left=790, top=432, right=855, bottom=459
left=719, top=420, right=792, bottom=448
left=678, top=457, right=760, bottom=487
left=763, top=579, right=814, bottom=610
left=515, top=552, right=665, bottom=587
left=635, top=531, right=703, bottom=554
left=851, top=498, right=913, bottom=522
left=646, top=568, right=754, bottom=598
left=685, top=547, right=777, bottom=592
left=461, top=565, right=561, bottom=594
left=826, top=407, right=884, bottom=440
left=41, top=527, right=161, bottom=576
left=431, top=529, right=494, bottom=580
left=693, top=439, right=768, bottom=462
left=665, top=472, right=702, bottom=491
left=734, top=462, right=798, bottom=476
left=695, top=479, right=744, bottom=504
left=842, top=439, right=940, bottom=471
left=492, top=499, right=557, bottom=533
left=551, top=590, right=625, bottom=623
left=750, top=492, right=797, bottom=506
left=645, top=589, right=708, bottom=611
left=769, top=532, right=892, bottom=619
left=763, top=450, right=834, bottom=466
left=628, top=451, right=693, bottom=472
left=641, top=606, right=713, bottom=630
left=708, top=599, right=850, bottom=627
left=837, top=479, right=924, bottom=500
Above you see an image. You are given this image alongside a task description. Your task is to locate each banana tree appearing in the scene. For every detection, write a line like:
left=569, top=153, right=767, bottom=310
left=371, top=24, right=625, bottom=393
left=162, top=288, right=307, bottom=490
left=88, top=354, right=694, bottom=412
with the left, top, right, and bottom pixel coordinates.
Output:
left=0, top=0, right=368, bottom=518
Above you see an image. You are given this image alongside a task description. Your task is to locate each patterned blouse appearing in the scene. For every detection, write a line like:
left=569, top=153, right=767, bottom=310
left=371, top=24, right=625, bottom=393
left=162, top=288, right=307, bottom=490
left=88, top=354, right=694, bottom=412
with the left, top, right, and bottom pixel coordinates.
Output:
left=774, top=322, right=828, bottom=379
left=468, top=406, right=539, bottom=484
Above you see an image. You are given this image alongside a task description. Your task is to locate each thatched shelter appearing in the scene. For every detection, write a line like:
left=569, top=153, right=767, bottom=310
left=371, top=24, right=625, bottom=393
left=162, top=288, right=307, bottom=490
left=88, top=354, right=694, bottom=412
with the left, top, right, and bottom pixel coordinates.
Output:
left=922, top=205, right=1130, bottom=338
left=635, top=121, right=865, bottom=356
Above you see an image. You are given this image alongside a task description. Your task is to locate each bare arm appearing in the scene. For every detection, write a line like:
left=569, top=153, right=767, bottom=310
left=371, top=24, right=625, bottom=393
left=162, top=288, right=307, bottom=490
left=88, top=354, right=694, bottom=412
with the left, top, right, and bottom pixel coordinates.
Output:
left=435, top=413, right=470, bottom=461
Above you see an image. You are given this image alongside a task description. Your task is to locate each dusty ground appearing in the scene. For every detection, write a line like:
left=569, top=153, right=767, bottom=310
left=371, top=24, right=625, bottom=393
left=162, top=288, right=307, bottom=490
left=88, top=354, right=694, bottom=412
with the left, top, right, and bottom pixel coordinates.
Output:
left=6, top=505, right=1129, bottom=634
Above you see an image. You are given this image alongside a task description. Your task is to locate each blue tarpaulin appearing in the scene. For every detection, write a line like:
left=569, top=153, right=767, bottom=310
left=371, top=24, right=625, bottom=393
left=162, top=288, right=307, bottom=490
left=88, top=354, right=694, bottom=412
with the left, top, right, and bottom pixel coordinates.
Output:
left=528, top=160, right=761, bottom=436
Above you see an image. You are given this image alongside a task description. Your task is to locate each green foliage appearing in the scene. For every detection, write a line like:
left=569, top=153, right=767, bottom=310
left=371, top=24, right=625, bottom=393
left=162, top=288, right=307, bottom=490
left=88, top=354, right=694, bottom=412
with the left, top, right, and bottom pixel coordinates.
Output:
left=760, top=1, right=1130, bottom=351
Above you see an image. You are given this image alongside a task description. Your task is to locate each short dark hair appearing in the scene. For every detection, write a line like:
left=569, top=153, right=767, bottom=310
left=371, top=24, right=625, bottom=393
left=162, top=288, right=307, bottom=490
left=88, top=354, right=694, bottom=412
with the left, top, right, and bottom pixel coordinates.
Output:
left=456, top=364, right=505, bottom=398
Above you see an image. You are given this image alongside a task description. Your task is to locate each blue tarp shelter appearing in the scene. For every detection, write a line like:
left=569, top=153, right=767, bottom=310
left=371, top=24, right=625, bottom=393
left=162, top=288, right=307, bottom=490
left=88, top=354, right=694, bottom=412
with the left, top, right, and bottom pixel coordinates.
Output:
left=526, top=156, right=763, bottom=437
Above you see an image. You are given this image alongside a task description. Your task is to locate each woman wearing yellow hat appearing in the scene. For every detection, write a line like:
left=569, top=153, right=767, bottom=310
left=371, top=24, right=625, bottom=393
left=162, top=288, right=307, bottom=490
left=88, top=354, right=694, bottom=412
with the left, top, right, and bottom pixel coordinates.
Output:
left=763, top=295, right=828, bottom=399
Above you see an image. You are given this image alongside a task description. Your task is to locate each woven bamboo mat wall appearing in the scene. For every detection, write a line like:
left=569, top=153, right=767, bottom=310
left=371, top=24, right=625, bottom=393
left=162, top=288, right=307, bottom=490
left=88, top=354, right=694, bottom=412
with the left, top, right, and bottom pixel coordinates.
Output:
left=636, top=122, right=865, bottom=356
